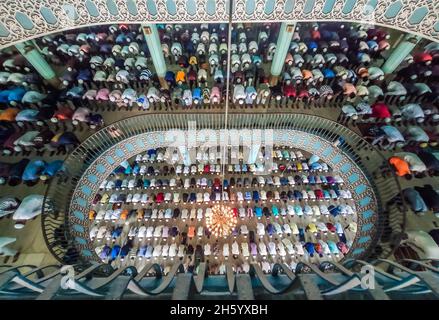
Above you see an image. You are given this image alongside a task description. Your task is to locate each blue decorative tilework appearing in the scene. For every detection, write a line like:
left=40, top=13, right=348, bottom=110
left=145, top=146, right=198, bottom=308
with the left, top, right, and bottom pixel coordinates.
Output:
left=75, top=197, right=87, bottom=208
left=264, top=0, right=275, bottom=14
left=81, top=249, right=93, bottom=257
left=87, top=175, right=98, bottom=184
left=15, top=12, right=34, bottom=30
left=96, top=164, right=106, bottom=173
left=361, top=223, right=374, bottom=232
left=323, top=0, right=336, bottom=13
left=362, top=210, right=374, bottom=219
left=332, top=154, right=342, bottom=165
left=352, top=248, right=365, bottom=256
left=75, top=237, right=87, bottom=245
left=355, top=184, right=367, bottom=195
left=81, top=185, right=92, bottom=196
left=304, top=0, right=315, bottom=14
left=106, top=156, right=115, bottom=165
left=359, top=196, right=371, bottom=207
left=126, top=143, right=134, bottom=152
left=136, top=138, right=145, bottom=148
left=322, top=147, right=333, bottom=157
left=166, top=0, right=177, bottom=15
left=126, top=0, right=138, bottom=15
left=106, top=0, right=119, bottom=15
left=342, top=0, right=357, bottom=14
left=340, top=163, right=351, bottom=174
left=385, top=0, right=402, bottom=18
left=358, top=236, right=371, bottom=244
left=348, top=173, right=359, bottom=184
left=302, top=135, right=310, bottom=146
left=85, top=0, right=99, bottom=17
left=115, top=149, right=124, bottom=158
left=40, top=7, right=57, bottom=24
left=73, top=224, right=85, bottom=233
left=312, top=141, right=322, bottom=151
left=73, top=210, right=84, bottom=221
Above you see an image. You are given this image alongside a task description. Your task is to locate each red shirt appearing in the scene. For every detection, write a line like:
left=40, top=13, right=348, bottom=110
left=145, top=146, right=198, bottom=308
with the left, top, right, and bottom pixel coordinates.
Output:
left=326, top=223, right=336, bottom=233
left=156, top=193, right=164, bottom=203
left=283, top=84, right=296, bottom=97
left=187, top=69, right=197, bottom=81
left=298, top=89, right=309, bottom=99
left=371, top=102, right=391, bottom=119
left=314, top=189, right=323, bottom=199
left=414, top=52, right=432, bottom=63
left=54, top=106, right=74, bottom=121
left=311, top=30, right=321, bottom=40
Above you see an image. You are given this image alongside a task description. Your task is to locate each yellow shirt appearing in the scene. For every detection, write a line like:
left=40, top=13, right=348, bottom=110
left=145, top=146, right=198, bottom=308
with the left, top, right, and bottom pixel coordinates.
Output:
left=176, top=70, right=186, bottom=83
left=189, top=56, right=198, bottom=65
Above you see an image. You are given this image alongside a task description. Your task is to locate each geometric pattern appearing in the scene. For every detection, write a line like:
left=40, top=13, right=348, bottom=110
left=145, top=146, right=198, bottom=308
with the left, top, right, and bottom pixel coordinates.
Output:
left=68, top=128, right=378, bottom=262
left=1, top=0, right=439, bottom=49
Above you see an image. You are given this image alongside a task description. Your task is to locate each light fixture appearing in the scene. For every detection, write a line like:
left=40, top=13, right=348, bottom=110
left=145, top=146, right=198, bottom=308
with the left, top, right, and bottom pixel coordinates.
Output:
left=206, top=204, right=237, bottom=238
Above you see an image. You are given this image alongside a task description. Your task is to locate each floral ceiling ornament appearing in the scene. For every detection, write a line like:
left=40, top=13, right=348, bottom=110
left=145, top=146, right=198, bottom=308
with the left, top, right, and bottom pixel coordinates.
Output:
left=206, top=204, right=237, bottom=237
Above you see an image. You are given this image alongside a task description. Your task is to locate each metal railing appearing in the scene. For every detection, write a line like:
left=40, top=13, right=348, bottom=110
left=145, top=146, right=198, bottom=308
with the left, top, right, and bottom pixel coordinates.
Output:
left=42, top=113, right=407, bottom=264
left=1, top=258, right=438, bottom=300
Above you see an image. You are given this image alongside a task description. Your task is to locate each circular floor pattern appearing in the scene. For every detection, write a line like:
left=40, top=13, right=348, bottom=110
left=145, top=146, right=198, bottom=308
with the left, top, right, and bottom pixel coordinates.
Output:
left=87, top=146, right=360, bottom=273
left=61, top=115, right=382, bottom=267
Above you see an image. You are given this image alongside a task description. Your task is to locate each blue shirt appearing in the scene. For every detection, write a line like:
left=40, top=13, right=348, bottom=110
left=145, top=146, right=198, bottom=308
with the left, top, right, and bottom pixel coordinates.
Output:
left=124, top=165, right=132, bottom=175
left=77, top=69, right=92, bottom=81
left=403, top=188, right=428, bottom=213
left=307, top=41, right=318, bottom=51
left=100, top=245, right=111, bottom=259
left=308, top=154, right=320, bottom=165
left=43, top=160, right=64, bottom=177
left=16, top=109, right=39, bottom=122
left=192, top=88, right=202, bottom=100
left=381, top=125, right=405, bottom=142
left=252, top=55, right=262, bottom=65
left=22, top=160, right=45, bottom=181
left=115, top=34, right=127, bottom=44
left=329, top=205, right=342, bottom=217
left=8, top=87, right=26, bottom=102
left=255, top=207, right=262, bottom=217
left=138, top=246, right=147, bottom=256
left=0, top=90, right=11, bottom=103
left=57, top=132, right=78, bottom=146
left=304, top=242, right=315, bottom=256
left=66, top=86, right=84, bottom=98
left=322, top=68, right=335, bottom=78
left=110, top=245, right=121, bottom=260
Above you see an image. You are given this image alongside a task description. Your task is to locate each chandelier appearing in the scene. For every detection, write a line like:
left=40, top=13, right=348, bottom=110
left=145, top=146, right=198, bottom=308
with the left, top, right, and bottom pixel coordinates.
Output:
left=206, top=205, right=237, bottom=237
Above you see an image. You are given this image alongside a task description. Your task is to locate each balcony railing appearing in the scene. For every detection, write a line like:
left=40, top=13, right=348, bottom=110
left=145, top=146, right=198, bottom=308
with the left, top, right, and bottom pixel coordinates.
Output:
left=42, top=113, right=407, bottom=265
left=0, top=258, right=437, bottom=300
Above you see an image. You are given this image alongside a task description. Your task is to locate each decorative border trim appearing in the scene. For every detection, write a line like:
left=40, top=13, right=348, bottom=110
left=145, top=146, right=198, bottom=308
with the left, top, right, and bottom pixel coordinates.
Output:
left=1, top=0, right=438, bottom=49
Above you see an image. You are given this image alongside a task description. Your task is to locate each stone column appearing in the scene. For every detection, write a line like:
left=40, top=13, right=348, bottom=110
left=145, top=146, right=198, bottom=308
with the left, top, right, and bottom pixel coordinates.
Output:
left=141, top=24, right=169, bottom=89
left=269, top=22, right=296, bottom=86
left=382, top=34, right=421, bottom=74
left=15, top=41, right=60, bottom=88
